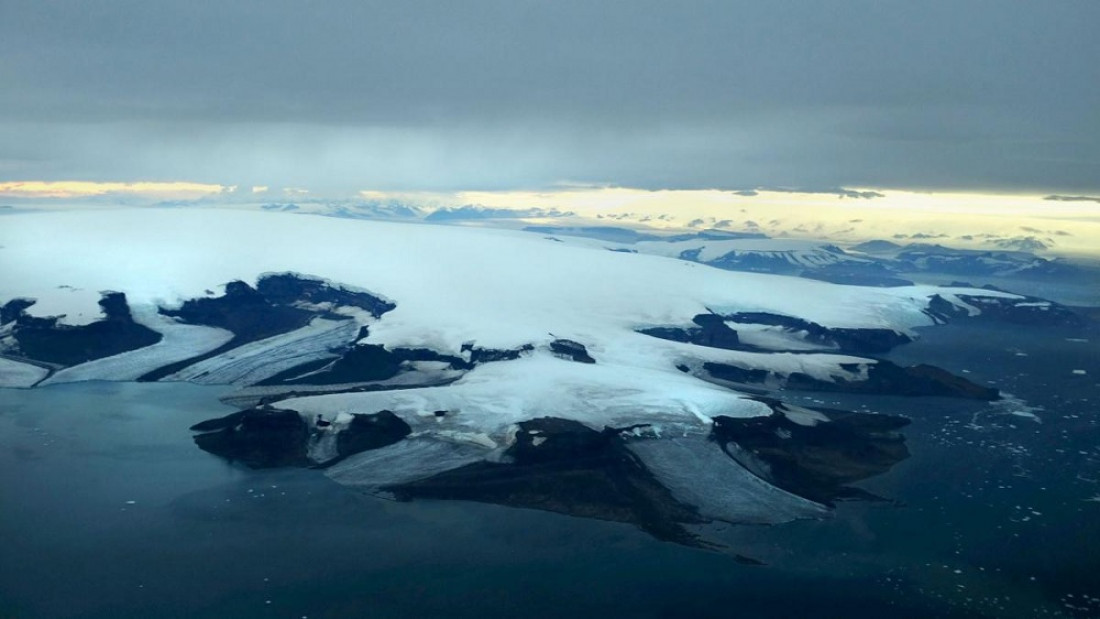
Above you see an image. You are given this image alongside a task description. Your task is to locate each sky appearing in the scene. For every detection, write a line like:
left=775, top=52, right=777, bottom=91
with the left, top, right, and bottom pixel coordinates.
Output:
left=2, top=0, right=1099, bottom=201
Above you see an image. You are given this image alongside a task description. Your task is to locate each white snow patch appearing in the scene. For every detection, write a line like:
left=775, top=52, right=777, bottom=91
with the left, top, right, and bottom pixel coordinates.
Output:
left=778, top=404, right=829, bottom=427
left=934, top=293, right=984, bottom=317
left=730, top=323, right=833, bottom=351
left=283, top=350, right=772, bottom=440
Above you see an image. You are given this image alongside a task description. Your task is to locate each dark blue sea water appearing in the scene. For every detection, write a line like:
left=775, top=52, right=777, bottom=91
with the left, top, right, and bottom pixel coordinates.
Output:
left=1, top=319, right=1097, bottom=618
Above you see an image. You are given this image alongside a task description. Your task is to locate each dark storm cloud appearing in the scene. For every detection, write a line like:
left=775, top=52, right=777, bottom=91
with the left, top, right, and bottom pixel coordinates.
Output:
left=2, top=0, right=1098, bottom=193
left=1045, top=195, right=1100, bottom=204
left=757, top=187, right=886, bottom=200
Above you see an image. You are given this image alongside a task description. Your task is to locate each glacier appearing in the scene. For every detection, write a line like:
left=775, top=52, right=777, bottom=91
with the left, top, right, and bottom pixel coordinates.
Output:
left=0, top=207, right=1046, bottom=546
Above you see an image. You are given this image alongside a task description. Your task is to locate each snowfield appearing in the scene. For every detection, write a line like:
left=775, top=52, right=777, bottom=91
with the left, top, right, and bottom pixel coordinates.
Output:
left=1, top=208, right=1012, bottom=342
left=0, top=208, right=1023, bottom=529
left=0, top=208, right=1015, bottom=418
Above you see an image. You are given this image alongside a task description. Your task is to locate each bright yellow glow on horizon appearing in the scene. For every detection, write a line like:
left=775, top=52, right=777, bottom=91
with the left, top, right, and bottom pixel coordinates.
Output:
left=399, top=186, right=1098, bottom=256
left=0, top=180, right=225, bottom=199
left=4, top=180, right=1098, bottom=255
left=450, top=187, right=1098, bottom=219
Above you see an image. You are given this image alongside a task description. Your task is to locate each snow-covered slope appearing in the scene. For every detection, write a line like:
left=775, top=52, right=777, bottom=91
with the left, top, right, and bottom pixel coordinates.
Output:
left=0, top=209, right=1004, bottom=335
left=0, top=208, right=1031, bottom=540
left=0, top=208, right=1022, bottom=412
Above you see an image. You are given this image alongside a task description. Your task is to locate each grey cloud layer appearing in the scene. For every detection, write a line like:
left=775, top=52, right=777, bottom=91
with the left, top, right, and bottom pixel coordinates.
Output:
left=2, top=0, right=1098, bottom=193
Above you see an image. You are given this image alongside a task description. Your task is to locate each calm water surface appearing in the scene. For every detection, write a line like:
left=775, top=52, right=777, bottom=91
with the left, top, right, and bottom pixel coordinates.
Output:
left=1, top=320, right=1097, bottom=618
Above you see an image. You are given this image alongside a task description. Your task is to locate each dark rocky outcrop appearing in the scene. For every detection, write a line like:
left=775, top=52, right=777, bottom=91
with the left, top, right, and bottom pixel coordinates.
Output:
left=799, top=262, right=914, bottom=287
left=160, top=280, right=314, bottom=342
left=191, top=407, right=411, bottom=468
left=5, top=293, right=162, bottom=366
left=956, top=294, right=1084, bottom=327
left=711, top=403, right=910, bottom=505
left=550, top=339, right=596, bottom=363
left=723, top=312, right=911, bottom=354
left=385, top=417, right=709, bottom=548
left=703, top=359, right=998, bottom=400
left=924, top=293, right=1085, bottom=327
left=460, top=342, right=534, bottom=364
left=1, top=298, right=36, bottom=325
left=639, top=314, right=741, bottom=350
left=335, top=410, right=412, bottom=460
left=142, top=274, right=396, bottom=381
left=850, top=240, right=903, bottom=253
left=254, top=273, right=395, bottom=318
left=192, top=407, right=310, bottom=468
left=706, top=251, right=803, bottom=275
left=702, top=362, right=771, bottom=384
left=260, top=344, right=471, bottom=386
left=143, top=281, right=316, bottom=380
left=826, top=327, right=913, bottom=354
left=312, top=344, right=405, bottom=383
left=644, top=311, right=911, bottom=355
left=893, top=245, right=1079, bottom=278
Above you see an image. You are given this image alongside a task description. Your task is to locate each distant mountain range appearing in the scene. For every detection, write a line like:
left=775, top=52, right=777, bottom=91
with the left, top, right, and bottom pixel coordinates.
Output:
left=526, top=226, right=1084, bottom=287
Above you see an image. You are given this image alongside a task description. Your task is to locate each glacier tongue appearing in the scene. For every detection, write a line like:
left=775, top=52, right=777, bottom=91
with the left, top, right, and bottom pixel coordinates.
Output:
left=165, top=317, right=358, bottom=385
left=0, top=356, right=49, bottom=388
left=626, top=435, right=830, bottom=525
left=324, top=437, right=488, bottom=494
left=41, top=304, right=233, bottom=385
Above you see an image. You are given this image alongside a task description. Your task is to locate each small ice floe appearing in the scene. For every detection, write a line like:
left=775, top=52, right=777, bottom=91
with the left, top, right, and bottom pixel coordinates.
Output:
left=1009, top=411, right=1041, bottom=422
left=978, top=393, right=1043, bottom=425
left=1072, top=369, right=1087, bottom=375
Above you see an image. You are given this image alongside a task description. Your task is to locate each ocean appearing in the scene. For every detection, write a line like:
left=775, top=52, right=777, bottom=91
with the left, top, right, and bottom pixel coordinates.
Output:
left=1, top=319, right=1097, bottom=618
